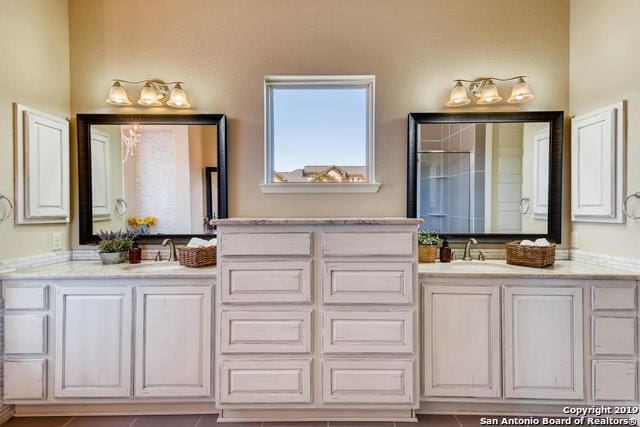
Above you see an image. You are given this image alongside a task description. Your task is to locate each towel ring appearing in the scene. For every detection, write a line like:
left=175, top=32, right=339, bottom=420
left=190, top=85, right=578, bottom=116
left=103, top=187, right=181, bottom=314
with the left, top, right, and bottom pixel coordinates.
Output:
left=520, top=197, right=530, bottom=215
left=622, top=192, right=640, bottom=220
left=0, top=193, right=14, bottom=222
left=114, top=198, right=128, bottom=216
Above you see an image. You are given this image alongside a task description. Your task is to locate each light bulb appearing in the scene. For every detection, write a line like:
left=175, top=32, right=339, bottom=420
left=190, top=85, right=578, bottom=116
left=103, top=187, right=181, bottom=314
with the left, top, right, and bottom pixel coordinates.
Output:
left=446, top=81, right=471, bottom=107
left=476, top=79, right=502, bottom=105
left=106, top=81, right=131, bottom=105
left=137, top=82, right=162, bottom=106
left=167, top=83, right=191, bottom=108
left=507, top=78, right=534, bottom=103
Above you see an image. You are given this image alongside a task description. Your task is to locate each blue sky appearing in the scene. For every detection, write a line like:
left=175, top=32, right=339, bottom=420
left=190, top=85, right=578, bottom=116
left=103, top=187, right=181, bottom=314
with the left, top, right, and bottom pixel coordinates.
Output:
left=273, top=86, right=368, bottom=172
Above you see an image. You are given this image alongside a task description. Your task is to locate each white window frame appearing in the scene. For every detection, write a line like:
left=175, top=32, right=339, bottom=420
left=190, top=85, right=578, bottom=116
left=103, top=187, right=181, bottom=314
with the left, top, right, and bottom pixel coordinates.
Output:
left=261, top=75, right=379, bottom=193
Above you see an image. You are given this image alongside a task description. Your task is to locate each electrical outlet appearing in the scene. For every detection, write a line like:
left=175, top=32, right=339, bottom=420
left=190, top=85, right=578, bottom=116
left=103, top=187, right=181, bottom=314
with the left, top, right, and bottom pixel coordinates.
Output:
left=51, top=232, right=62, bottom=251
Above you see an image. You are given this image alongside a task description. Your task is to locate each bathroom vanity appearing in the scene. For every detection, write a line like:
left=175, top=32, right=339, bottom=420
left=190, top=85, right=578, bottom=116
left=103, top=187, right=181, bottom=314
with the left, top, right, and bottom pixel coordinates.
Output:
left=2, top=263, right=216, bottom=415
left=2, top=218, right=639, bottom=422
left=215, top=218, right=422, bottom=422
left=418, top=262, right=639, bottom=415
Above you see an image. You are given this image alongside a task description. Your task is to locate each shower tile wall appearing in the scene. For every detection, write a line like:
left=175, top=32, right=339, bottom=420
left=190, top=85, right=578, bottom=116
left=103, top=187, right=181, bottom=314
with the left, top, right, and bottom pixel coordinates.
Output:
left=418, top=123, right=486, bottom=234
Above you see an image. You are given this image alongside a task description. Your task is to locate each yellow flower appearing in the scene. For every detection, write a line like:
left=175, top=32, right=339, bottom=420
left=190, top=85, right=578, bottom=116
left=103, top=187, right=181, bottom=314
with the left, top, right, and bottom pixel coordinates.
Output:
left=127, top=217, right=137, bottom=226
left=143, top=216, right=157, bottom=226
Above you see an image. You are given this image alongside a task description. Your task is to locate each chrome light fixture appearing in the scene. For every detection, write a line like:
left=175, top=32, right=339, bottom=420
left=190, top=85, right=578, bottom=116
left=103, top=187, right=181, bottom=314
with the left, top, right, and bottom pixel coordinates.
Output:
left=446, top=76, right=534, bottom=107
left=106, top=79, right=192, bottom=108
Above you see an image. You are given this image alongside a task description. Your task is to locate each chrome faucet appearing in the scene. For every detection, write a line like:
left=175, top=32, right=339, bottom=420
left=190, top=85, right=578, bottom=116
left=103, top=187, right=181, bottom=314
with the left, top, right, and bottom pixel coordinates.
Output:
left=462, top=237, right=478, bottom=261
left=162, top=239, right=177, bottom=262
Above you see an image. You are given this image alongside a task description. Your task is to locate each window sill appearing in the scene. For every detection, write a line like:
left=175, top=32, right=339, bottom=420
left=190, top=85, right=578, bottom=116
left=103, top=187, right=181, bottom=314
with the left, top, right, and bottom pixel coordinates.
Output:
left=260, top=182, right=381, bottom=194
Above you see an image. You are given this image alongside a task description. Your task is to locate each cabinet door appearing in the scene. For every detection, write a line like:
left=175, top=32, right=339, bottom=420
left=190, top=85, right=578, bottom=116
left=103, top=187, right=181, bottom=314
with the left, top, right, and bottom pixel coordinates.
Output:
left=424, top=285, right=501, bottom=398
left=503, top=286, right=584, bottom=399
left=24, top=110, right=70, bottom=220
left=54, top=286, right=132, bottom=398
left=135, top=286, right=212, bottom=397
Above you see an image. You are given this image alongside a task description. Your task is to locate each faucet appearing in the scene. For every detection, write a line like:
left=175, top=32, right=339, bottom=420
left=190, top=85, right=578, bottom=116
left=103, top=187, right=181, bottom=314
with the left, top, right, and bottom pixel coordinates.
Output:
left=462, top=237, right=478, bottom=261
left=162, top=239, right=177, bottom=262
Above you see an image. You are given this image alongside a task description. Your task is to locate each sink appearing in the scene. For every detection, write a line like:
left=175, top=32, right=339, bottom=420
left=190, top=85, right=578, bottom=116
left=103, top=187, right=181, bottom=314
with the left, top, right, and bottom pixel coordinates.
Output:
left=120, top=262, right=183, bottom=272
left=449, top=261, right=515, bottom=269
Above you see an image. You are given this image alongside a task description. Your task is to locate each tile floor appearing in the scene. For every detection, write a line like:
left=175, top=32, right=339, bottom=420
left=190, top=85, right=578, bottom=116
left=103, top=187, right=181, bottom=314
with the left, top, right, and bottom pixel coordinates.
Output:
left=3, top=413, right=628, bottom=426
left=0, top=414, right=506, bottom=427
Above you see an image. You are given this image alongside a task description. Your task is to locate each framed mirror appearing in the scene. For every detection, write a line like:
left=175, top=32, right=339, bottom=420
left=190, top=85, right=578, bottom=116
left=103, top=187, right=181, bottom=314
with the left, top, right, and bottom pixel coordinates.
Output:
left=407, top=111, right=563, bottom=243
left=77, top=114, right=227, bottom=244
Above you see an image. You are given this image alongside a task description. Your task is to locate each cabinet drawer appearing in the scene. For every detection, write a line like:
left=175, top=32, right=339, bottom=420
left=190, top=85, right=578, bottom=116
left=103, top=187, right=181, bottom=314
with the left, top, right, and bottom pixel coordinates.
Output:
left=4, top=283, right=48, bottom=310
left=322, top=262, right=413, bottom=304
left=592, top=285, right=636, bottom=311
left=592, top=360, right=636, bottom=402
left=322, top=359, right=414, bottom=404
left=321, top=232, right=414, bottom=257
left=221, top=261, right=311, bottom=303
left=220, top=232, right=312, bottom=256
left=221, top=310, right=312, bottom=353
left=5, top=314, right=47, bottom=355
left=219, top=358, right=312, bottom=403
left=322, top=310, right=413, bottom=354
left=592, top=316, right=636, bottom=356
left=4, top=359, right=46, bottom=400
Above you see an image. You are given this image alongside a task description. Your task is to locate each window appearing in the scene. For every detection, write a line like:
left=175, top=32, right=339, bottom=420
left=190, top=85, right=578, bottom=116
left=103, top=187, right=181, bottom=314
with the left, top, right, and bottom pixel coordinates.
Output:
left=261, top=76, right=379, bottom=193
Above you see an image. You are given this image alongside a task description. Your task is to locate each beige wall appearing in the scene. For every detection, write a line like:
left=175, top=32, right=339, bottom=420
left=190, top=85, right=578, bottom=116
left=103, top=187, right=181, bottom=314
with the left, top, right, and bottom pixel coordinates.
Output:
left=0, top=0, right=70, bottom=260
left=570, top=0, right=640, bottom=260
left=68, top=0, right=570, bottom=248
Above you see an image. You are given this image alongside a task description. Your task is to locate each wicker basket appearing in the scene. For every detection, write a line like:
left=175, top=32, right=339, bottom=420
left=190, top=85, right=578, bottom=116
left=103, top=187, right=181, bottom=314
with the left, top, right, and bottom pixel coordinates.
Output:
left=177, top=245, right=217, bottom=268
left=506, top=241, right=556, bottom=268
left=419, top=245, right=438, bottom=263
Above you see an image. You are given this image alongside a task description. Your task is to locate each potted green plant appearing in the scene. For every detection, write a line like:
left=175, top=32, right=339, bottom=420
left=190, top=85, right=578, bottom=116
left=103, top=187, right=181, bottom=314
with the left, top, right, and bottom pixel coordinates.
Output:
left=418, top=229, right=442, bottom=263
left=97, top=230, right=134, bottom=265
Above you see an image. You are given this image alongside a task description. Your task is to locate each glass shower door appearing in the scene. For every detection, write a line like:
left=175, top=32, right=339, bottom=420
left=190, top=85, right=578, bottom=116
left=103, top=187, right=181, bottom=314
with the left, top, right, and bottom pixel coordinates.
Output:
left=417, top=152, right=472, bottom=234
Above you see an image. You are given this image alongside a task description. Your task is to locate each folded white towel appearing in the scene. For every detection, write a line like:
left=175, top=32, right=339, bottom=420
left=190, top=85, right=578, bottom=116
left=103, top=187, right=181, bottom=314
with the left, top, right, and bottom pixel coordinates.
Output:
left=187, top=237, right=210, bottom=248
left=205, top=238, right=217, bottom=247
left=520, top=239, right=535, bottom=246
left=534, top=238, right=550, bottom=247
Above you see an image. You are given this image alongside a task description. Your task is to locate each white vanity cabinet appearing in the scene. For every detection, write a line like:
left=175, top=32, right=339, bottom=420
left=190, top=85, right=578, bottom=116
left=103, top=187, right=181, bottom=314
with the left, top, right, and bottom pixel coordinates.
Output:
left=503, top=286, right=583, bottom=400
left=134, top=286, right=212, bottom=398
left=54, top=286, right=133, bottom=398
left=590, top=283, right=638, bottom=403
left=424, top=281, right=585, bottom=403
left=3, top=276, right=214, bottom=406
left=423, top=284, right=501, bottom=398
left=215, top=219, right=421, bottom=422
left=3, top=281, right=50, bottom=401
left=422, top=276, right=640, bottom=412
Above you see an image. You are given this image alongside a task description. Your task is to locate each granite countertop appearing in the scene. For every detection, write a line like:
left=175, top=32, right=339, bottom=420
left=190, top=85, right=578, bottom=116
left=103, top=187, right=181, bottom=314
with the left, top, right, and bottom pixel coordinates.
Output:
left=214, top=217, right=424, bottom=226
left=1, top=261, right=217, bottom=280
left=419, top=260, right=640, bottom=279
left=2, top=259, right=638, bottom=281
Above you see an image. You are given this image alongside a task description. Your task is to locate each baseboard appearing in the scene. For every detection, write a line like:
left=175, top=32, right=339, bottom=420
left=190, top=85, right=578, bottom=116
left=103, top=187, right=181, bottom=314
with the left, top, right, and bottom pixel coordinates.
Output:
left=13, top=402, right=217, bottom=417
left=218, top=408, right=416, bottom=422
left=418, top=401, right=583, bottom=416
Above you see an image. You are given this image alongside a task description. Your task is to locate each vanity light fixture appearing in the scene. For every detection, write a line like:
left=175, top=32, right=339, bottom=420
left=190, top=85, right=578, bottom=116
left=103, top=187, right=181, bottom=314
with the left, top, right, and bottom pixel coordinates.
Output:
left=106, top=79, right=192, bottom=108
left=447, top=76, right=534, bottom=107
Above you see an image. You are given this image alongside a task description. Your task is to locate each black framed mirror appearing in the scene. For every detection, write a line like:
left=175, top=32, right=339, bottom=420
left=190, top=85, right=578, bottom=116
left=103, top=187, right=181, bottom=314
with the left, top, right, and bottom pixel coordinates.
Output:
left=407, top=111, right=563, bottom=243
left=77, top=114, right=227, bottom=245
